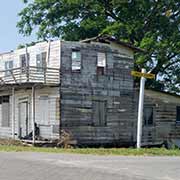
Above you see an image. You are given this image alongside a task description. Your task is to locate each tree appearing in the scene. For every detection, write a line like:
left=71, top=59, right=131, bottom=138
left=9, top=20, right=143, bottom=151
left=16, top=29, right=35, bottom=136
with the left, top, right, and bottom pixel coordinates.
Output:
left=17, top=0, right=180, bottom=93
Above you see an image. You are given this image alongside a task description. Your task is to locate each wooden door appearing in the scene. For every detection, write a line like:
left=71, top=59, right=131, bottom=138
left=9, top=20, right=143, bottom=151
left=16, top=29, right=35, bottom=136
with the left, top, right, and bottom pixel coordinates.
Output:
left=19, top=101, right=29, bottom=138
left=93, top=100, right=106, bottom=126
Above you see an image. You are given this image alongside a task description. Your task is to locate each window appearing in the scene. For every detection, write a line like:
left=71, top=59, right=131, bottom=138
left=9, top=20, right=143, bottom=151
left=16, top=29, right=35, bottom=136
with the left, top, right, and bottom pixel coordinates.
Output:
left=72, top=50, right=81, bottom=71
left=5, top=61, right=13, bottom=76
left=97, top=52, right=106, bottom=75
left=176, top=106, right=180, bottom=123
left=144, top=107, right=153, bottom=126
left=0, top=96, right=10, bottom=127
left=20, top=54, right=29, bottom=73
left=93, top=100, right=107, bottom=126
left=36, top=52, right=47, bottom=72
left=39, top=96, right=49, bottom=124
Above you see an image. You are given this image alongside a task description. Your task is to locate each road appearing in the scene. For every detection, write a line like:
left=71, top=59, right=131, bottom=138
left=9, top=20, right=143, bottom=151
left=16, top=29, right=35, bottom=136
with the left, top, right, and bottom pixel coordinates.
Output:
left=0, top=152, right=179, bottom=180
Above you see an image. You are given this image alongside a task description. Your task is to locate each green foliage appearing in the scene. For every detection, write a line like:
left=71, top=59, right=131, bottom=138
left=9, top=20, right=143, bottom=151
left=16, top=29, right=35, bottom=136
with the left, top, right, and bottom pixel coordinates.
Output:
left=17, top=41, right=38, bottom=49
left=17, top=0, right=180, bottom=93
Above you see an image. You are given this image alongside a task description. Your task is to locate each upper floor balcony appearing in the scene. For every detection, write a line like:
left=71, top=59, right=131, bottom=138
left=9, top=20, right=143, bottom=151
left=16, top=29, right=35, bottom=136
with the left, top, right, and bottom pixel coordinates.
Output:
left=0, top=66, right=60, bottom=86
left=0, top=40, right=61, bottom=87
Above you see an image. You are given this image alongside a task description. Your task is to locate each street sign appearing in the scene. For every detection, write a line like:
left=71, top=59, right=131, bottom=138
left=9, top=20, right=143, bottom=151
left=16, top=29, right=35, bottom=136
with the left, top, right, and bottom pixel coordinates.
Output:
left=131, top=71, right=155, bottom=79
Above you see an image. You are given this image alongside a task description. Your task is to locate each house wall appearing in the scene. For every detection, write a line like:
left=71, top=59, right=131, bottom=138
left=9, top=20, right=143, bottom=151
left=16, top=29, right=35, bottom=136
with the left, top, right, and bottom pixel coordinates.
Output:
left=59, top=41, right=136, bottom=146
left=142, top=90, right=180, bottom=145
left=0, top=87, right=60, bottom=139
left=0, top=90, right=12, bottom=138
left=0, top=40, right=61, bottom=84
left=0, top=40, right=60, bottom=69
left=0, top=40, right=61, bottom=139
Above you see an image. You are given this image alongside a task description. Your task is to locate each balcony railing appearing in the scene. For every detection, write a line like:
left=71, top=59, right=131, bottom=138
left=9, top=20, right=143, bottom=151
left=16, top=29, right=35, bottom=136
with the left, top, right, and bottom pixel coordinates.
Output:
left=0, top=66, right=60, bottom=85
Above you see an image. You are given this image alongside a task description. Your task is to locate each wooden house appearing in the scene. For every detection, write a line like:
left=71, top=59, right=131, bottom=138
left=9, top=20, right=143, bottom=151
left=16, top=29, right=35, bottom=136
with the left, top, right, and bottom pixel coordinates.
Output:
left=0, top=35, right=179, bottom=147
left=142, top=90, right=180, bottom=146
left=0, top=40, right=61, bottom=140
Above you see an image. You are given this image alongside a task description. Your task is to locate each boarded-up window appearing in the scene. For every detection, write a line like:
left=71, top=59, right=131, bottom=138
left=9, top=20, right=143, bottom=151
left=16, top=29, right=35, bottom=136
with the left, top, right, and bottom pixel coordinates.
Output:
left=72, top=50, right=81, bottom=71
left=1, top=96, right=10, bottom=127
left=39, top=96, right=49, bottom=124
left=144, top=107, right=153, bottom=126
left=176, top=106, right=180, bottom=123
left=93, top=100, right=107, bottom=126
left=97, top=52, right=106, bottom=75
left=36, top=52, right=47, bottom=72
left=5, top=61, right=13, bottom=76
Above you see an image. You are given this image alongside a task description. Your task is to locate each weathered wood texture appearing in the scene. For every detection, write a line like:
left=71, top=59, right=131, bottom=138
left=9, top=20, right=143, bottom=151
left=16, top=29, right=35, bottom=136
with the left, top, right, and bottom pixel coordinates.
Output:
left=0, top=40, right=60, bottom=85
left=141, top=90, right=180, bottom=145
left=0, top=40, right=61, bottom=139
left=0, top=39, right=179, bottom=147
left=0, top=87, right=60, bottom=139
left=59, top=41, right=136, bottom=146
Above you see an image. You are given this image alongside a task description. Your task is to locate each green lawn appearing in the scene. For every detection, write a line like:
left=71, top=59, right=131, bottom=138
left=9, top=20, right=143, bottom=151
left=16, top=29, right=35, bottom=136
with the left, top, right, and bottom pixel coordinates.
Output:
left=0, top=145, right=180, bottom=156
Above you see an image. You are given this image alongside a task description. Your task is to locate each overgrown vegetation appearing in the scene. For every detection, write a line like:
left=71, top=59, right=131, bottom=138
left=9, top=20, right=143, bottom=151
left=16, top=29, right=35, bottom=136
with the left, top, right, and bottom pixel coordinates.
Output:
left=0, top=145, right=180, bottom=156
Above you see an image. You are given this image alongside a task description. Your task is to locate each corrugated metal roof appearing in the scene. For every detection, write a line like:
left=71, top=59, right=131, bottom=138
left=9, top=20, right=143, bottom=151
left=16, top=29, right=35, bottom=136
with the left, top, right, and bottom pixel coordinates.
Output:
left=80, top=34, right=144, bottom=52
left=145, top=89, right=180, bottom=104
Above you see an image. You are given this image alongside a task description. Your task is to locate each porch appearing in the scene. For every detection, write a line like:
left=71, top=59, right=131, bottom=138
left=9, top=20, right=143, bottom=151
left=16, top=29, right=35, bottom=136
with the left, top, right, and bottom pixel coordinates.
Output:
left=0, top=66, right=60, bottom=85
left=0, top=66, right=60, bottom=144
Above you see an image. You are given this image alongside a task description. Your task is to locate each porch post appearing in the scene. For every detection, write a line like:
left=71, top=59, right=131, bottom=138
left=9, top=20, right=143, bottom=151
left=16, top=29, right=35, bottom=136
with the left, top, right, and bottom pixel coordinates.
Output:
left=31, top=86, right=35, bottom=144
left=12, top=87, right=15, bottom=139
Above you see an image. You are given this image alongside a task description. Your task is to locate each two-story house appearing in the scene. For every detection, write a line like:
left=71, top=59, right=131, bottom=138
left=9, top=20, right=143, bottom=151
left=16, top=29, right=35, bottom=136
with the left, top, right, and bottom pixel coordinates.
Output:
left=0, top=35, right=179, bottom=147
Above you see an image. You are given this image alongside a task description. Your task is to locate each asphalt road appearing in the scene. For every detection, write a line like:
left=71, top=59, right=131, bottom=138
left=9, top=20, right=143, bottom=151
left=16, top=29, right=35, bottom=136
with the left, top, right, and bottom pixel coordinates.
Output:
left=0, top=152, right=179, bottom=180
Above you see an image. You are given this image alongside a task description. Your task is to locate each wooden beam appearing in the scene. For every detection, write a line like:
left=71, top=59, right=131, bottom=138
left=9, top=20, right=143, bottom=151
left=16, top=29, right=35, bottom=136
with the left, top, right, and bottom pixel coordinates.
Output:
left=10, top=70, right=17, bottom=83
left=11, top=87, right=15, bottom=139
left=31, top=86, right=35, bottom=144
left=25, top=45, right=30, bottom=82
left=46, top=40, right=51, bottom=65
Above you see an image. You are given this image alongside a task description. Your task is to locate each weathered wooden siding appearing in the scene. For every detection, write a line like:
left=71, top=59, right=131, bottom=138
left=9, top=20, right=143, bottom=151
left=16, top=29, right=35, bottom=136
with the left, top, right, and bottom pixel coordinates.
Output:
left=141, top=90, right=180, bottom=145
left=0, top=40, right=60, bottom=73
left=0, top=87, right=60, bottom=139
left=59, top=41, right=136, bottom=146
left=0, top=90, right=12, bottom=138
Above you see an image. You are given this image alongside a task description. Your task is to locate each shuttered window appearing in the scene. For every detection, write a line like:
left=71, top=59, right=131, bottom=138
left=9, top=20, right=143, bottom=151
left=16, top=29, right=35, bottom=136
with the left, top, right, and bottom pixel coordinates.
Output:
left=144, top=107, right=153, bottom=126
left=0, top=96, right=10, bottom=127
left=5, top=61, right=13, bottom=76
left=93, top=100, right=107, bottom=126
left=20, top=54, right=29, bottom=73
left=72, top=50, right=81, bottom=71
left=176, top=106, right=180, bottom=123
left=97, top=52, right=106, bottom=75
left=39, top=96, right=49, bottom=124
left=36, top=52, right=47, bottom=72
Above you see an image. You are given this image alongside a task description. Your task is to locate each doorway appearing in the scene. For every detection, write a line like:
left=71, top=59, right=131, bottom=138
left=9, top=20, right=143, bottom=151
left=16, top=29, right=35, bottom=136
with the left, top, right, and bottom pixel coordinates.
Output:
left=18, top=101, right=29, bottom=138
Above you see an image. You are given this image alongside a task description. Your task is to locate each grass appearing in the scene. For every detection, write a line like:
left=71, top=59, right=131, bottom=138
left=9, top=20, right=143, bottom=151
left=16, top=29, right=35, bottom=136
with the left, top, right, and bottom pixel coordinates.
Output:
left=0, top=145, right=180, bottom=156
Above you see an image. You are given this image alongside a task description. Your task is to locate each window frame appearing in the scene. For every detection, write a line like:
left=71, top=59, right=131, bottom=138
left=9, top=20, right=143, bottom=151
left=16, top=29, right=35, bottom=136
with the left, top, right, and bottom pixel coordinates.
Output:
left=20, top=53, right=30, bottom=72
left=0, top=96, right=10, bottom=127
left=38, top=96, right=49, bottom=125
left=97, top=52, right=106, bottom=75
left=5, top=61, right=13, bottom=76
left=36, top=52, right=47, bottom=72
left=176, top=106, right=180, bottom=124
left=143, top=106, right=154, bottom=126
left=71, top=49, right=81, bottom=72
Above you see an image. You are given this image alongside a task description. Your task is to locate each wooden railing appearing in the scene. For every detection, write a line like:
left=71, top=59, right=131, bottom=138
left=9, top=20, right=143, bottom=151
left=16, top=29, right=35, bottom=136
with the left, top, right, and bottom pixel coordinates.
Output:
left=0, top=66, right=60, bottom=85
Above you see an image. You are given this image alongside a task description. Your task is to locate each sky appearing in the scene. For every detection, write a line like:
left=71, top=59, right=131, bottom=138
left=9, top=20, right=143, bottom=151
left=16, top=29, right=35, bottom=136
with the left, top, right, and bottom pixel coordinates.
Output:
left=0, top=1, right=36, bottom=53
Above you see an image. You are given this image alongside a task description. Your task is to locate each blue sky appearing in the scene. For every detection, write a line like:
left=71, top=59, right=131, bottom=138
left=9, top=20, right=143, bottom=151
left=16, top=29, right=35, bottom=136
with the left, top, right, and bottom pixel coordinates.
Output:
left=0, top=1, right=36, bottom=53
